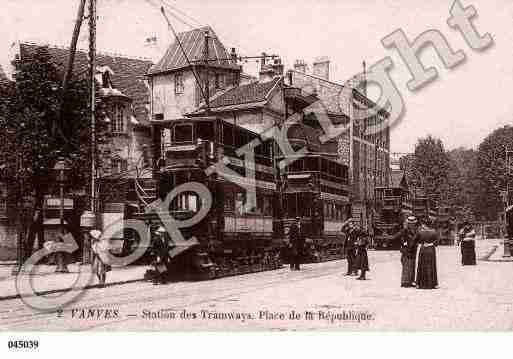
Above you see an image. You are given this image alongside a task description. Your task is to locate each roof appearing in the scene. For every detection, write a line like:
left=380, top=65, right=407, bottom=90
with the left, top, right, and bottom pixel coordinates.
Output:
left=190, top=77, right=281, bottom=115
left=148, top=26, right=240, bottom=75
left=19, top=43, right=153, bottom=126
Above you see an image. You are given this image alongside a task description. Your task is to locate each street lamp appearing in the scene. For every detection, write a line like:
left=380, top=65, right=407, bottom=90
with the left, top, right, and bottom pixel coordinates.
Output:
left=11, top=195, right=34, bottom=275
left=53, top=157, right=71, bottom=273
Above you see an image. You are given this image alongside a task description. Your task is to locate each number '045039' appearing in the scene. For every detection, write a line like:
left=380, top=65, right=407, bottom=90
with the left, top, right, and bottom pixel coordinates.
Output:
left=8, top=340, right=39, bottom=350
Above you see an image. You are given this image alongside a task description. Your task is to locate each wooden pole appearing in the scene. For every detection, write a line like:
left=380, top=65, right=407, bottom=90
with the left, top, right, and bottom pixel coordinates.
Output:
left=89, top=0, right=97, bottom=214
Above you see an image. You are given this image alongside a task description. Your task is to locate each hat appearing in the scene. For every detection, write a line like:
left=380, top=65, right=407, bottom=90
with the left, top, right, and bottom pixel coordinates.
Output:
left=155, top=226, right=166, bottom=233
left=406, top=216, right=418, bottom=224
left=295, top=216, right=301, bottom=220
left=89, top=229, right=102, bottom=240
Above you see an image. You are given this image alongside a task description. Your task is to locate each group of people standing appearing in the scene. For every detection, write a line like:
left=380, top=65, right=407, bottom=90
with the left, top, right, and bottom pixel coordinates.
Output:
left=393, top=216, right=439, bottom=289
left=341, top=221, right=369, bottom=280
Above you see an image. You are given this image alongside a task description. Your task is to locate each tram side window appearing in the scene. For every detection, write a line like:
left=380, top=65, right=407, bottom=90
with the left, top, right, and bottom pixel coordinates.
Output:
left=174, top=124, right=193, bottom=143
left=263, top=195, right=272, bottom=216
left=224, top=190, right=235, bottom=212
left=285, top=194, right=298, bottom=218
left=171, top=192, right=200, bottom=212
left=222, top=123, right=234, bottom=147
left=196, top=122, right=214, bottom=141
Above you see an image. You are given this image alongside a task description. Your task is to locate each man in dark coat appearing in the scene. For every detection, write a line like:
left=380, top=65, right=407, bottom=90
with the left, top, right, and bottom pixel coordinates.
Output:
left=354, top=228, right=370, bottom=280
left=289, top=217, right=305, bottom=271
left=342, top=221, right=358, bottom=276
left=392, top=216, right=419, bottom=287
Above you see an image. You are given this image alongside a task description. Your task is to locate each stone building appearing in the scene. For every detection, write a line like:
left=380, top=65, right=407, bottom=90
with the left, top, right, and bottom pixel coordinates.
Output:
left=288, top=59, right=390, bottom=230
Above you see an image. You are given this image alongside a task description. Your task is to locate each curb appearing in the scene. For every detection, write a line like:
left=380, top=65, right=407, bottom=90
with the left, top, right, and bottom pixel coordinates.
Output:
left=0, top=275, right=147, bottom=302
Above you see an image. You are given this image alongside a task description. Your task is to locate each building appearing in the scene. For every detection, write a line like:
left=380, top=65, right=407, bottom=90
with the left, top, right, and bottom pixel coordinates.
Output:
left=288, top=59, right=390, bottom=230
left=9, top=42, right=154, bottom=239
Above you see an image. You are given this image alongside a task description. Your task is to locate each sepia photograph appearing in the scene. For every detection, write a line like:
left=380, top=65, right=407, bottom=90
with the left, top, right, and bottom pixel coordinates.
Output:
left=0, top=0, right=512, bottom=345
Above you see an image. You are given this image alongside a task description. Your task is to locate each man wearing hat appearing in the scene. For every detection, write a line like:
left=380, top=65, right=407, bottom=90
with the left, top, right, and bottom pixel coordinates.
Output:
left=392, top=216, right=420, bottom=287
left=341, top=219, right=357, bottom=276
left=289, top=217, right=305, bottom=270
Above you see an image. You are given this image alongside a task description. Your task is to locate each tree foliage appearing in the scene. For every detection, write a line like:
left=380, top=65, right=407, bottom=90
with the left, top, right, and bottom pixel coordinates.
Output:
left=472, top=126, right=513, bottom=220
left=0, top=47, right=108, bottom=210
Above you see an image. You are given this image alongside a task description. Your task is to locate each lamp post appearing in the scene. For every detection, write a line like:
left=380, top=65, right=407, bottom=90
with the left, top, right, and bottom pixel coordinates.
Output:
left=11, top=196, right=33, bottom=275
left=53, top=157, right=70, bottom=273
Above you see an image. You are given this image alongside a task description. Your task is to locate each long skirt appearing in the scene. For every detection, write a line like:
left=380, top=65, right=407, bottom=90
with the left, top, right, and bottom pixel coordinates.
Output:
left=401, top=255, right=416, bottom=286
left=416, top=246, right=438, bottom=289
left=461, top=240, right=476, bottom=265
left=355, top=249, right=369, bottom=271
left=346, top=248, right=357, bottom=273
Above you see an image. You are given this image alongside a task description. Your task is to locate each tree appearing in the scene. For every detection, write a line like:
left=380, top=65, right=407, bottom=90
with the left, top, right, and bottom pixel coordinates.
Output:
left=1, top=47, right=108, bottom=213
left=410, top=135, right=451, bottom=204
left=446, top=147, right=478, bottom=222
left=473, top=126, right=513, bottom=220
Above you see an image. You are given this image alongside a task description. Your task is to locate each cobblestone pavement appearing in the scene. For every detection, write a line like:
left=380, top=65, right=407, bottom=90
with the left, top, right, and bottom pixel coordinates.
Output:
left=0, top=239, right=511, bottom=331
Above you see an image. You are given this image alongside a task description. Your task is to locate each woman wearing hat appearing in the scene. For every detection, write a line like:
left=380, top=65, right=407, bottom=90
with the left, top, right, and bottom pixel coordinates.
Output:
left=392, top=216, right=420, bottom=287
left=90, top=229, right=111, bottom=286
left=459, top=222, right=477, bottom=265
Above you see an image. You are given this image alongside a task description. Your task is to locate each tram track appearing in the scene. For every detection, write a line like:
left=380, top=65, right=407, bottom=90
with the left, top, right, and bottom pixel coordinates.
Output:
left=0, top=253, right=398, bottom=330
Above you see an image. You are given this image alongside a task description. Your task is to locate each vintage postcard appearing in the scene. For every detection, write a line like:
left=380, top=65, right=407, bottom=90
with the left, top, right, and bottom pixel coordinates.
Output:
left=0, top=0, right=512, bottom=342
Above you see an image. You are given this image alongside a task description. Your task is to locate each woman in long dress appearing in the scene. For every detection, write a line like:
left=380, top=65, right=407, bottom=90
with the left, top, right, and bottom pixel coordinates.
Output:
left=459, top=223, right=477, bottom=265
left=416, top=226, right=439, bottom=289
left=393, top=216, right=419, bottom=287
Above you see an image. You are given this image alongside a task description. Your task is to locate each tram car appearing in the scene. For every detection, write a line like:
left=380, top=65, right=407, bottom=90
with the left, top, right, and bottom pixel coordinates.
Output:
left=373, top=185, right=412, bottom=249
left=278, top=153, right=350, bottom=262
left=136, top=117, right=283, bottom=280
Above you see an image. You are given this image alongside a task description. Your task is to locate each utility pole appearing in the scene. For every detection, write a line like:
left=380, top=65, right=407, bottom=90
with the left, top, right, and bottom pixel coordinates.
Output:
left=89, top=0, right=97, bottom=214
left=203, top=30, right=210, bottom=115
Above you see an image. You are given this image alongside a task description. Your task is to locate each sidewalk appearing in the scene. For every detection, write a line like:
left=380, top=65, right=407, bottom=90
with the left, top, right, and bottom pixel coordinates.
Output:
left=0, top=263, right=149, bottom=301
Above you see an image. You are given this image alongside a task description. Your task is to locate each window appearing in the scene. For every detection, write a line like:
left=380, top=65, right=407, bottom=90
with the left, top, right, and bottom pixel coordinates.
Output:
left=174, top=73, right=184, bottom=94
left=174, top=124, right=193, bottom=143
left=172, top=192, right=200, bottom=212
left=111, top=158, right=128, bottom=174
left=112, top=104, right=125, bottom=133
left=214, top=74, right=223, bottom=89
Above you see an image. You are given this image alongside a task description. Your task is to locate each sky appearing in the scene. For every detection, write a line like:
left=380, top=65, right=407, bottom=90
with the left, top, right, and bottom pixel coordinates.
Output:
left=1, top=0, right=512, bottom=153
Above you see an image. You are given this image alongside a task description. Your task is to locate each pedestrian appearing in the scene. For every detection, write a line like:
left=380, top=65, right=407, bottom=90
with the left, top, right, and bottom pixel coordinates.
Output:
left=289, top=217, right=305, bottom=271
left=459, top=222, right=477, bottom=265
left=342, top=221, right=357, bottom=275
left=416, top=224, right=439, bottom=289
left=90, top=229, right=112, bottom=286
left=151, top=226, right=171, bottom=283
left=392, top=216, right=419, bottom=287
left=354, top=229, right=370, bottom=280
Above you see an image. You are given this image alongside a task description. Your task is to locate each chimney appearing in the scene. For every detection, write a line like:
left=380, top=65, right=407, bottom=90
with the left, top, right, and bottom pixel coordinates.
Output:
left=271, top=58, right=284, bottom=76
left=144, top=35, right=163, bottom=62
left=313, top=56, right=330, bottom=80
left=294, top=59, right=307, bottom=73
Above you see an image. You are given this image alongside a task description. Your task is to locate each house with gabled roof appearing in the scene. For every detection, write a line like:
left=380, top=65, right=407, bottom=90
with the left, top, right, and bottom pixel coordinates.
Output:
left=11, top=42, right=155, bottom=225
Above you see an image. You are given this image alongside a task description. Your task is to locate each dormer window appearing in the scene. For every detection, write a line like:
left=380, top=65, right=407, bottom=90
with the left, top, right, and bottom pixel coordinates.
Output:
left=175, top=73, right=184, bottom=94
left=112, top=104, right=125, bottom=133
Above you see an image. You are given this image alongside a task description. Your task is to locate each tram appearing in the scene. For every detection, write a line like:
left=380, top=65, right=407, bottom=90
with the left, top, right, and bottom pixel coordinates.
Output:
left=278, top=153, right=350, bottom=262
left=373, top=185, right=412, bottom=249
left=136, top=117, right=283, bottom=280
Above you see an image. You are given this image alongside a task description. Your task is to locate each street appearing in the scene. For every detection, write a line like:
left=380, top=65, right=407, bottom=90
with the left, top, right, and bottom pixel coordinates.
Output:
left=1, top=239, right=511, bottom=331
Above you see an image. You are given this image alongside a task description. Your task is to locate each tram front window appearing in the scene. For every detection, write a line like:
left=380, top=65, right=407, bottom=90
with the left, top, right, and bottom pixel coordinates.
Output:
left=285, top=193, right=312, bottom=218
